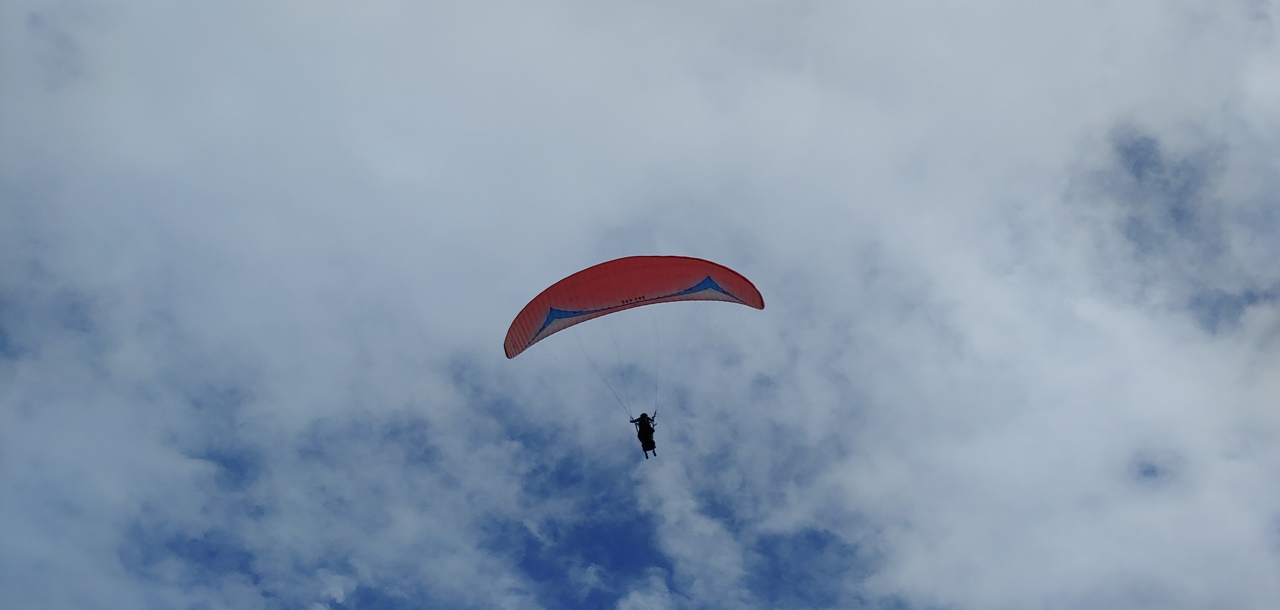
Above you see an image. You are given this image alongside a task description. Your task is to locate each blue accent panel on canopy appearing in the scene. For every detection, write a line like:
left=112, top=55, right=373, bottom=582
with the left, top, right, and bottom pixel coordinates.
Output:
left=669, top=276, right=740, bottom=301
left=535, top=306, right=596, bottom=337
left=530, top=276, right=748, bottom=341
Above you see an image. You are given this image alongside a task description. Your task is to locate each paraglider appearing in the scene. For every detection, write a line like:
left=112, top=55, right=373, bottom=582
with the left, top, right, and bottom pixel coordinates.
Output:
left=630, top=412, right=657, bottom=458
left=504, top=256, right=764, bottom=459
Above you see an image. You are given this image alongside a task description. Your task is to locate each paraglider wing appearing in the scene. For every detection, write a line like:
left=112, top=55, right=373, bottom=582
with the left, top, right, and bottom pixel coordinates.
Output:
left=504, top=256, right=765, bottom=358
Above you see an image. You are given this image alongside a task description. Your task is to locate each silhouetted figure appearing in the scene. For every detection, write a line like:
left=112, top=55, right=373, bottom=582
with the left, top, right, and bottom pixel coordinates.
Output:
left=630, top=412, right=657, bottom=459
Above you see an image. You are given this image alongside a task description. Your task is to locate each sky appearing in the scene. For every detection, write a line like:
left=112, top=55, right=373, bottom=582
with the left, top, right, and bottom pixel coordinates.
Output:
left=3, top=1, right=1279, bottom=609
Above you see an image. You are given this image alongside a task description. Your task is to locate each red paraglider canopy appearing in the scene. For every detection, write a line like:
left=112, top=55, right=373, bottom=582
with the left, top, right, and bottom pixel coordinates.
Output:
left=504, top=256, right=765, bottom=358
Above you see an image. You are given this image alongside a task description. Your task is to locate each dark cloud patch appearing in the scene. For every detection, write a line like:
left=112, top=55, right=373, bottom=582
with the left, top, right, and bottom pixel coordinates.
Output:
left=1188, top=287, right=1276, bottom=334
left=332, top=585, right=422, bottom=610
left=0, top=326, right=15, bottom=359
left=0, top=298, right=20, bottom=359
left=187, top=384, right=255, bottom=413
left=197, top=446, right=264, bottom=493
left=750, top=373, right=779, bottom=399
left=181, top=384, right=270, bottom=497
left=462, top=373, right=672, bottom=610
left=118, top=523, right=262, bottom=590
left=23, top=9, right=85, bottom=89
left=686, top=416, right=851, bottom=540
left=746, top=528, right=870, bottom=608
left=1115, top=131, right=1163, bottom=184
left=163, top=532, right=259, bottom=586
left=1074, top=123, right=1280, bottom=344
left=447, top=357, right=564, bottom=458
left=766, top=429, right=849, bottom=495
left=1107, top=126, right=1223, bottom=258
left=0, top=286, right=98, bottom=358
left=380, top=417, right=441, bottom=467
left=1133, top=458, right=1164, bottom=480
left=1271, top=515, right=1280, bottom=558
left=1128, top=449, right=1184, bottom=487
left=482, top=494, right=671, bottom=610
left=549, top=512, right=669, bottom=581
left=696, top=488, right=744, bottom=531
left=49, top=289, right=95, bottom=334
left=877, top=597, right=917, bottom=610
left=295, top=412, right=442, bottom=474
left=517, top=458, right=671, bottom=604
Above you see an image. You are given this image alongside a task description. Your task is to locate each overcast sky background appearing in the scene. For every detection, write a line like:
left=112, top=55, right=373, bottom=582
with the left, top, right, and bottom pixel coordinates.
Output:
left=3, top=1, right=1280, bottom=609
